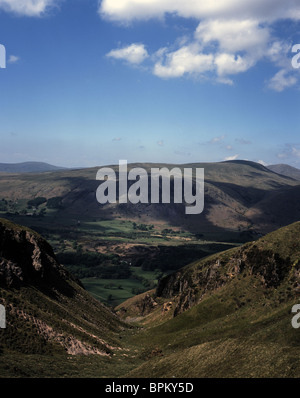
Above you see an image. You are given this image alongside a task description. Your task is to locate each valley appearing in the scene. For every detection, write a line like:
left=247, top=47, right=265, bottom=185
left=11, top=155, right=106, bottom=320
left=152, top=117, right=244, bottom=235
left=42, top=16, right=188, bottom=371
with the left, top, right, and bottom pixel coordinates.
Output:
left=1, top=160, right=299, bottom=306
left=0, top=160, right=300, bottom=378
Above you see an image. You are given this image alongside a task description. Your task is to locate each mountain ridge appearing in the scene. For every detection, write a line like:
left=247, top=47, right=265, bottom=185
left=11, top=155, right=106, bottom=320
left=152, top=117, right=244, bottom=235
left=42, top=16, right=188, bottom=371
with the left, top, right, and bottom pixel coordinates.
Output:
left=0, top=162, right=67, bottom=173
left=267, top=163, right=300, bottom=181
left=1, top=217, right=300, bottom=377
left=0, top=160, right=300, bottom=240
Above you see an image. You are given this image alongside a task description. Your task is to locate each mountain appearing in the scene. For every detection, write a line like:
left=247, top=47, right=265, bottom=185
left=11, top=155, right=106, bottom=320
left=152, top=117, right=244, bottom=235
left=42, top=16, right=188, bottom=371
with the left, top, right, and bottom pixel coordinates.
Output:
left=0, top=160, right=300, bottom=241
left=1, top=217, right=300, bottom=377
left=0, top=162, right=67, bottom=173
left=267, top=164, right=300, bottom=181
left=117, top=221, right=300, bottom=377
left=0, top=218, right=129, bottom=377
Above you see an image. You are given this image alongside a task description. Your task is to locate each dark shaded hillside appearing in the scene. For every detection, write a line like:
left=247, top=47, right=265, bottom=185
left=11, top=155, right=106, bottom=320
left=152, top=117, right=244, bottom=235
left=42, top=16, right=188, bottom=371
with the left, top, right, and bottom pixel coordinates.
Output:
left=156, top=220, right=300, bottom=316
left=0, top=160, right=299, bottom=240
left=0, top=218, right=129, bottom=377
left=0, top=219, right=78, bottom=295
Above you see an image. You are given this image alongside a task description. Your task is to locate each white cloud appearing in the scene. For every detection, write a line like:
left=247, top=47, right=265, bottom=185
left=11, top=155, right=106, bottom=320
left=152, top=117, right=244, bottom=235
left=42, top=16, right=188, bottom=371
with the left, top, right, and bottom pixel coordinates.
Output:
left=210, top=135, right=225, bottom=143
left=267, top=40, right=291, bottom=66
left=292, top=147, right=300, bottom=158
left=224, top=154, right=239, bottom=161
left=153, top=44, right=214, bottom=78
left=157, top=140, right=164, bottom=146
left=195, top=19, right=270, bottom=54
left=267, top=69, right=298, bottom=92
left=99, top=0, right=300, bottom=23
left=0, top=0, right=58, bottom=16
left=101, top=0, right=300, bottom=89
left=277, top=144, right=300, bottom=160
left=8, top=55, right=19, bottom=64
left=106, top=43, right=149, bottom=64
left=277, top=152, right=287, bottom=159
left=257, top=159, right=268, bottom=166
left=215, top=52, right=255, bottom=76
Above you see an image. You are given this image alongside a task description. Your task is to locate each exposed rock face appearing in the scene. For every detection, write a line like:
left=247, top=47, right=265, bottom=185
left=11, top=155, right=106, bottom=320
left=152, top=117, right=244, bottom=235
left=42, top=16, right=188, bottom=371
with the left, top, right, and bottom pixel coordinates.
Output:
left=0, top=219, right=78, bottom=295
left=136, top=293, right=158, bottom=316
left=117, top=292, right=158, bottom=320
left=156, top=233, right=299, bottom=316
left=0, top=218, right=127, bottom=365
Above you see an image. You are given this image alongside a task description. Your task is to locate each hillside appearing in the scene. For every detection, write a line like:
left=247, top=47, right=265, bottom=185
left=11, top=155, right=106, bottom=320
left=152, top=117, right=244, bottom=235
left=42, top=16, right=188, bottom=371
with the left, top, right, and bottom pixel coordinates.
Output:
left=267, top=164, right=300, bottom=181
left=0, top=160, right=299, bottom=241
left=1, top=218, right=300, bottom=377
left=117, top=222, right=300, bottom=377
left=0, top=218, right=130, bottom=377
left=0, top=162, right=67, bottom=173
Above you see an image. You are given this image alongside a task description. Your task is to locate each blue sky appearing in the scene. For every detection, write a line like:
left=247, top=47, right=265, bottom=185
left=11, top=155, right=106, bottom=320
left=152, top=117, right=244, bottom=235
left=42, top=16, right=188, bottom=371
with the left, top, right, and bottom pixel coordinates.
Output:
left=0, top=0, right=300, bottom=168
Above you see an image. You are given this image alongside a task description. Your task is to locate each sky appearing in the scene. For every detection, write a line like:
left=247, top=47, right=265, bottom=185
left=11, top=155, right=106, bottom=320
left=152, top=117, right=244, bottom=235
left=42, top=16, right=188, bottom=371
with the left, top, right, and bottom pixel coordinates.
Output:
left=0, top=0, right=300, bottom=168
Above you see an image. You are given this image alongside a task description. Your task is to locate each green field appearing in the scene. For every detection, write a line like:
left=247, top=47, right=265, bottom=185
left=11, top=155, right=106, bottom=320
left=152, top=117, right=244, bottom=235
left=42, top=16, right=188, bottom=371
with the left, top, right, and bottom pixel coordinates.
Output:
left=0, top=197, right=239, bottom=309
left=81, top=266, right=168, bottom=307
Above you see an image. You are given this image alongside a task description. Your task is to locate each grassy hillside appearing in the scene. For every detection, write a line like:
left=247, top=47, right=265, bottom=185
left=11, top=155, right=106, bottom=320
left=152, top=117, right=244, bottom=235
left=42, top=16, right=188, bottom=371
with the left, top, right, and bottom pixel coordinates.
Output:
left=268, top=164, right=300, bottom=181
left=0, top=160, right=299, bottom=240
left=1, top=160, right=299, bottom=310
left=1, top=219, right=300, bottom=377
left=117, top=222, right=300, bottom=378
left=0, top=218, right=132, bottom=377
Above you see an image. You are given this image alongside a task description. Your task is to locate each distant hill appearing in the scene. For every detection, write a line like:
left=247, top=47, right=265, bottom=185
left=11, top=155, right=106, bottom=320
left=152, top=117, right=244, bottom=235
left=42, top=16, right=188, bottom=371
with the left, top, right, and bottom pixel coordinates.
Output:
left=267, top=164, right=300, bottom=181
left=0, top=161, right=67, bottom=173
left=0, top=160, right=300, bottom=239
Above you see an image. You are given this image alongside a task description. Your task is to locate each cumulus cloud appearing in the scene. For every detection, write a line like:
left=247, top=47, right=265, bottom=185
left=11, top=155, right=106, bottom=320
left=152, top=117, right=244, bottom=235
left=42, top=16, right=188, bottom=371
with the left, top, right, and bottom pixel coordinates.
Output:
left=257, top=159, right=268, bottom=166
left=267, top=69, right=298, bottom=92
left=99, top=0, right=300, bottom=23
left=153, top=44, right=214, bottom=78
left=224, top=154, right=239, bottom=161
left=195, top=19, right=270, bottom=54
left=0, top=0, right=58, bottom=16
left=8, top=55, right=19, bottom=64
left=106, top=43, right=149, bottom=64
left=101, top=0, right=300, bottom=89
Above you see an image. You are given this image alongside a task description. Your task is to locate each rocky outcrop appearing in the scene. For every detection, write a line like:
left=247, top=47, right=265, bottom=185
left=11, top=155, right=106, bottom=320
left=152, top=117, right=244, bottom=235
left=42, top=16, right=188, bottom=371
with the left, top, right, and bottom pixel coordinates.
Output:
left=0, top=218, right=128, bottom=366
left=156, top=227, right=300, bottom=316
left=0, top=219, right=79, bottom=296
